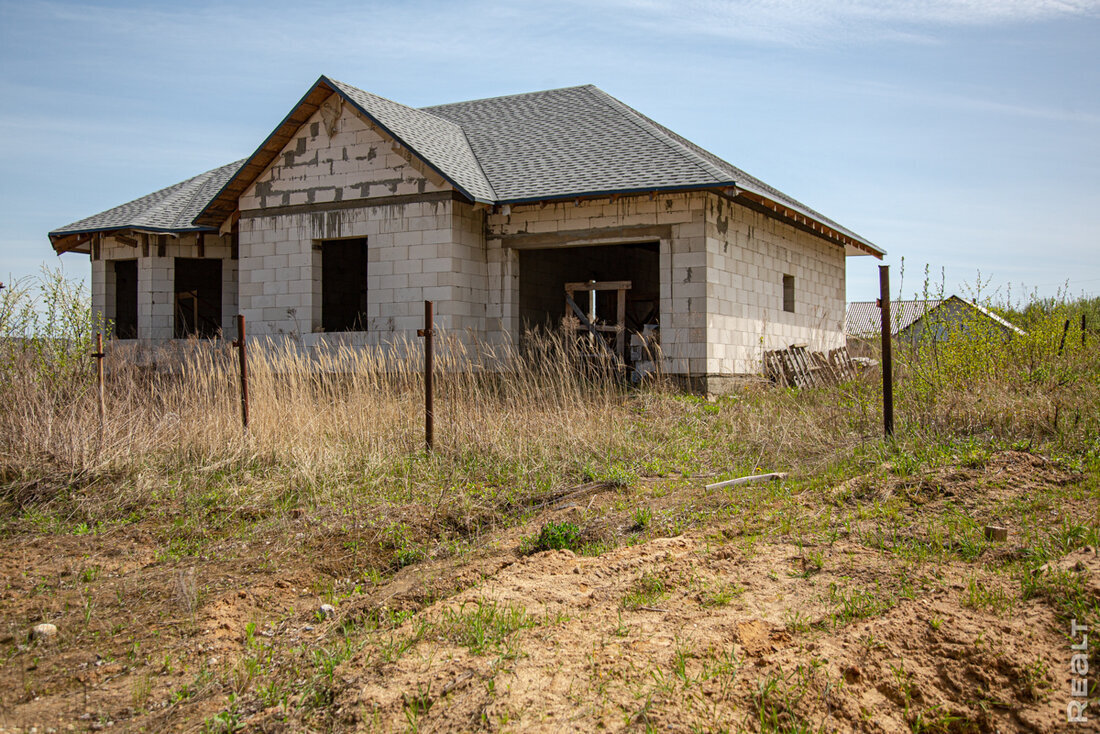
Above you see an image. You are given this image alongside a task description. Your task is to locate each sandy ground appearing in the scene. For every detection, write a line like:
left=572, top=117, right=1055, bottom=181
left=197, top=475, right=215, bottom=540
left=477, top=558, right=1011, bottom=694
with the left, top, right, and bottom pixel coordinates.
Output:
left=0, top=451, right=1096, bottom=732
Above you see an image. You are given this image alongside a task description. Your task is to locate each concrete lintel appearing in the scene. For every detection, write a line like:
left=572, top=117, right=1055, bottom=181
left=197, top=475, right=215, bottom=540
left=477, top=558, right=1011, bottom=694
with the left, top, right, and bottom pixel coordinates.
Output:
left=500, top=224, right=672, bottom=250
left=240, top=190, right=462, bottom=220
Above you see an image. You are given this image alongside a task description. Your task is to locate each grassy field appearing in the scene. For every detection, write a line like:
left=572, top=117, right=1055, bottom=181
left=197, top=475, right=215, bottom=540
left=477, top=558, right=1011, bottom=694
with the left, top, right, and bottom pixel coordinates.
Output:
left=0, top=274, right=1097, bottom=732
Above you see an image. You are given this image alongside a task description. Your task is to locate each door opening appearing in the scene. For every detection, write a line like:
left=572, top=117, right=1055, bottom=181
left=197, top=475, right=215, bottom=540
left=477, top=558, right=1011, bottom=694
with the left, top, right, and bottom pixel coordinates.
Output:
left=112, top=259, right=138, bottom=339
left=174, top=258, right=223, bottom=338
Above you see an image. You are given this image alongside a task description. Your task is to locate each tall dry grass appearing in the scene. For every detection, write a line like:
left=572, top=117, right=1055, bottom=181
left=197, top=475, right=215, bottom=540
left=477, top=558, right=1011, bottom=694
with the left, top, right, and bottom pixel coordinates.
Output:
left=1, top=268, right=1097, bottom=524
left=2, top=331, right=627, bottom=487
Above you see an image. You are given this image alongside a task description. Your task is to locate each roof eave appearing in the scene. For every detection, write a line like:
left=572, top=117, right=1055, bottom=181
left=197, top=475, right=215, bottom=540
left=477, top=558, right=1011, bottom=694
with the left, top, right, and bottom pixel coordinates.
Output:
left=48, top=224, right=219, bottom=255
left=49, top=224, right=218, bottom=239
left=497, top=183, right=884, bottom=258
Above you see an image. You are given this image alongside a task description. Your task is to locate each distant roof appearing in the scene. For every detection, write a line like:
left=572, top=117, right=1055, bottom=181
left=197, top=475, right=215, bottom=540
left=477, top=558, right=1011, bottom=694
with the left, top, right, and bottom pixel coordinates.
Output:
left=52, top=76, right=883, bottom=257
left=846, top=296, right=1025, bottom=337
left=846, top=299, right=941, bottom=336
left=50, top=160, right=244, bottom=241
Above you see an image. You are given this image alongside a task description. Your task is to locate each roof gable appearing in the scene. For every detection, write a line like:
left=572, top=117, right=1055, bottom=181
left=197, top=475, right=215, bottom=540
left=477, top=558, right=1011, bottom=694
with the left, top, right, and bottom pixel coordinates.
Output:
left=326, top=78, right=495, bottom=202
left=195, top=76, right=495, bottom=227
left=238, top=94, right=454, bottom=210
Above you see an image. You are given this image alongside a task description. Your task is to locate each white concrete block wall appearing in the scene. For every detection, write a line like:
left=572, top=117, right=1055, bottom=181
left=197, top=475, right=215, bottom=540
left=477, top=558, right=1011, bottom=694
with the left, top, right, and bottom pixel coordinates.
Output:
left=92, top=232, right=238, bottom=341
left=703, top=193, right=846, bottom=376
left=239, top=198, right=487, bottom=346
left=90, top=257, right=107, bottom=329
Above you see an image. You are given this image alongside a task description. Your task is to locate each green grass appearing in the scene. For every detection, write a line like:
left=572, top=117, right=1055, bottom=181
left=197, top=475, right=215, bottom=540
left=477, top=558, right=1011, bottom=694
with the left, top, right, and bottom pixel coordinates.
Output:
left=961, top=577, right=1015, bottom=614
left=623, top=572, right=670, bottom=610
left=436, top=600, right=546, bottom=657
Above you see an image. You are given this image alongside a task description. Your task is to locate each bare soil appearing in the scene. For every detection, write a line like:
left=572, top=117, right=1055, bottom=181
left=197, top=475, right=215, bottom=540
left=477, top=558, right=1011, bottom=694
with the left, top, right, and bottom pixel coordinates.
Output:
left=0, top=451, right=1096, bottom=732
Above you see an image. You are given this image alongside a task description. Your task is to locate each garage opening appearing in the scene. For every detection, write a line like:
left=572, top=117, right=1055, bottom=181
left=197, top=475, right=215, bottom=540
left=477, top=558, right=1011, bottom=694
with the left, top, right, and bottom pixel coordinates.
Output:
left=517, top=242, right=660, bottom=367
left=320, top=237, right=369, bottom=332
left=112, top=259, right=138, bottom=339
left=174, top=258, right=223, bottom=338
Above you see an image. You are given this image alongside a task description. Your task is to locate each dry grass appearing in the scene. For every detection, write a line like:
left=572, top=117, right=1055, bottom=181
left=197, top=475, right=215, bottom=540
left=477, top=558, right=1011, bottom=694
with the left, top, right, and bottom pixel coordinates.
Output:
left=1, top=300, right=1097, bottom=524
left=0, top=329, right=874, bottom=523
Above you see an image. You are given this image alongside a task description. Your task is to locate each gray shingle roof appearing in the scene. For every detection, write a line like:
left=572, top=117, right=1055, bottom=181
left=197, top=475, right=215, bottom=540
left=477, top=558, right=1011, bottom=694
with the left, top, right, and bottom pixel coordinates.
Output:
left=50, top=160, right=244, bottom=237
left=423, top=85, right=736, bottom=201
left=54, top=78, right=879, bottom=255
left=425, top=84, right=868, bottom=245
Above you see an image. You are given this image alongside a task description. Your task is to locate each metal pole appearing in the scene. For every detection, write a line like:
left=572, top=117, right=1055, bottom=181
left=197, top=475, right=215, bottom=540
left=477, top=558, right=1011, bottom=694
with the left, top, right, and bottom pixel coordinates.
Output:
left=879, top=265, right=894, bottom=438
left=232, top=314, right=249, bottom=430
left=417, top=300, right=435, bottom=451
left=93, top=332, right=105, bottom=445
left=1059, top=318, right=1070, bottom=356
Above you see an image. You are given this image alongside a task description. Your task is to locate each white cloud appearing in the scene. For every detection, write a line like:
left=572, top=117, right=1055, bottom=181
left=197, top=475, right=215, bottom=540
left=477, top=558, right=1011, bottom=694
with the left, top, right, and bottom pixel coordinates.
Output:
left=582, top=0, right=1100, bottom=46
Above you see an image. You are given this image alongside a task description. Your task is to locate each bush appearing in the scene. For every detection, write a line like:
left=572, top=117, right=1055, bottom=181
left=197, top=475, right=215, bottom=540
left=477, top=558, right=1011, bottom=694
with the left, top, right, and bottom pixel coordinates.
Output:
left=520, top=521, right=582, bottom=554
left=0, top=266, right=103, bottom=392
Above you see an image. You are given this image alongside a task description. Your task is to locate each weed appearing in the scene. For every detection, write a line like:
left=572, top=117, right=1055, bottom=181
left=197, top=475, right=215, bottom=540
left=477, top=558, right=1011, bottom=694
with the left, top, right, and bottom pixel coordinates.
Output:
left=520, top=521, right=582, bottom=554
left=403, top=682, right=433, bottom=731
left=961, top=577, right=1014, bottom=614
left=201, top=693, right=243, bottom=733
left=1021, top=656, right=1052, bottom=702
left=436, top=600, right=544, bottom=657
left=784, top=609, right=814, bottom=633
left=701, top=582, right=744, bottom=608
left=583, top=460, right=638, bottom=487
left=623, top=573, right=669, bottom=610
left=753, top=661, right=821, bottom=733
left=828, top=581, right=896, bottom=627
left=799, top=547, right=825, bottom=577
left=131, top=674, right=152, bottom=712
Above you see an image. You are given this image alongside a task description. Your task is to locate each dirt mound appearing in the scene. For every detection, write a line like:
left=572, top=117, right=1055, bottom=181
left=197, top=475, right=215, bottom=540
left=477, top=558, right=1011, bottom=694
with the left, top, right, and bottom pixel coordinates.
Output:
left=0, top=450, right=1094, bottom=732
left=330, top=531, right=1079, bottom=732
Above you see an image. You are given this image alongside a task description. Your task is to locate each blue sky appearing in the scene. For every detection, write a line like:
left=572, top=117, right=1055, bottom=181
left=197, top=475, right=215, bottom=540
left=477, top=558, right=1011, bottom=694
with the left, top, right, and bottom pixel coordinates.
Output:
left=1, top=0, right=1097, bottom=303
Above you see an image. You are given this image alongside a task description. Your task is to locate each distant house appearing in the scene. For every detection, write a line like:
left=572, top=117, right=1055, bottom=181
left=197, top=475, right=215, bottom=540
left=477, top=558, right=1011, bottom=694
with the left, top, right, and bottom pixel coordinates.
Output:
left=845, top=295, right=1024, bottom=353
left=48, top=75, right=883, bottom=392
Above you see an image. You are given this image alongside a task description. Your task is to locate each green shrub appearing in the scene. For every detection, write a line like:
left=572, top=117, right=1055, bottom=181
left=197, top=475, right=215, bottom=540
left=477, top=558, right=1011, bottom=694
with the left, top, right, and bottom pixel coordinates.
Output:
left=0, top=266, right=103, bottom=393
left=520, top=521, right=582, bottom=554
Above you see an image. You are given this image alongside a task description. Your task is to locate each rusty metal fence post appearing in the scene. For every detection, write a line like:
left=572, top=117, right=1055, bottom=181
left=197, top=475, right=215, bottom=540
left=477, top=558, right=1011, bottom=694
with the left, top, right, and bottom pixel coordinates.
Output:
left=417, top=300, right=435, bottom=451
left=232, top=314, right=250, bottom=431
left=879, top=265, right=894, bottom=438
left=93, top=332, right=105, bottom=445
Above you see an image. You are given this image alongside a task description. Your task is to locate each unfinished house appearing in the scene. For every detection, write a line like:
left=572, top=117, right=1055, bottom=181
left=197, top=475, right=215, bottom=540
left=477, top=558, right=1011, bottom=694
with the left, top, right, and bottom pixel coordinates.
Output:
left=49, top=76, right=884, bottom=391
